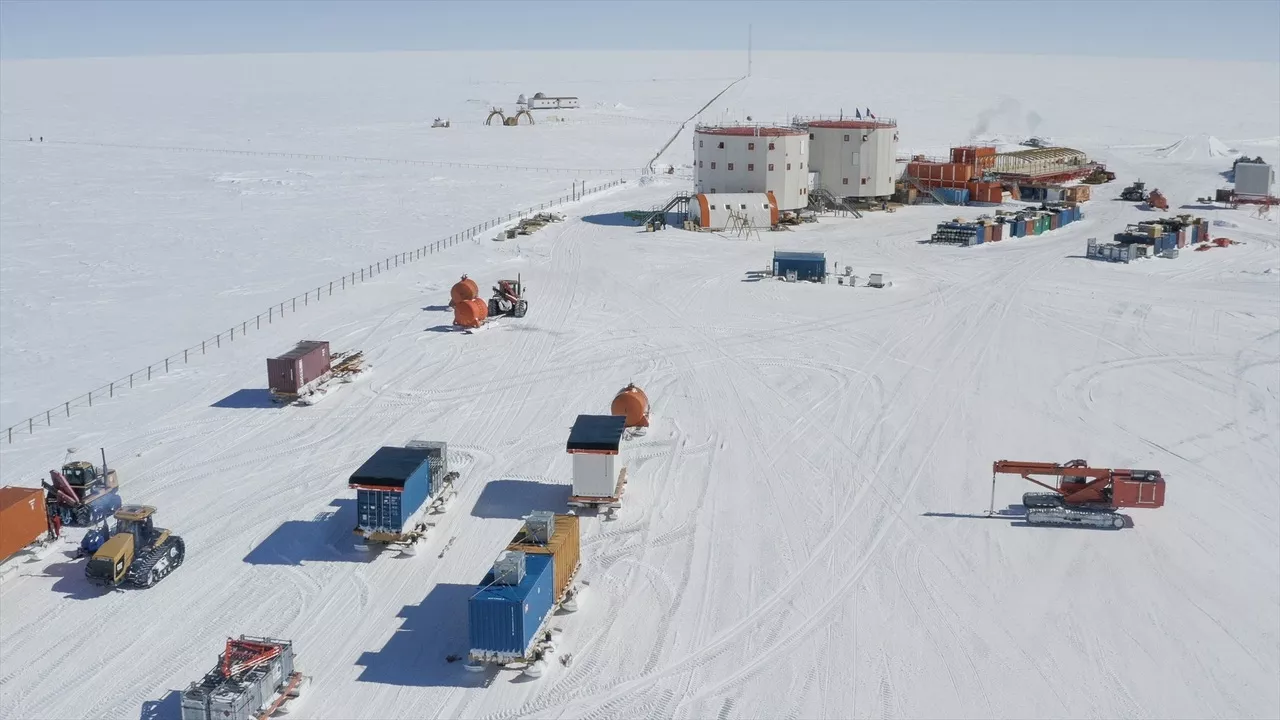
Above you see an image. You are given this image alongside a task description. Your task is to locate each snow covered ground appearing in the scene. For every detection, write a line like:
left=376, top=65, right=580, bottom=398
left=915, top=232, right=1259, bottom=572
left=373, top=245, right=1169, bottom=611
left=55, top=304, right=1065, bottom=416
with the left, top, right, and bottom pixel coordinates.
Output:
left=1, top=51, right=1278, bottom=720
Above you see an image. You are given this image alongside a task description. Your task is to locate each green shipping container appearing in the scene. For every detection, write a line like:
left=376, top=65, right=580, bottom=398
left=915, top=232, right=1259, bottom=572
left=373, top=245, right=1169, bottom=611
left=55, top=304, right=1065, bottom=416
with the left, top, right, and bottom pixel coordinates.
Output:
left=1039, top=216, right=1049, bottom=233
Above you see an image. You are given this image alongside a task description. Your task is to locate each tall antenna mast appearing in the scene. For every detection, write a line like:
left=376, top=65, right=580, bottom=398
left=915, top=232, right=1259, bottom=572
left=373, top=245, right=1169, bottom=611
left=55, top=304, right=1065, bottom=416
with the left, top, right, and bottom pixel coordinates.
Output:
left=748, top=25, right=753, bottom=77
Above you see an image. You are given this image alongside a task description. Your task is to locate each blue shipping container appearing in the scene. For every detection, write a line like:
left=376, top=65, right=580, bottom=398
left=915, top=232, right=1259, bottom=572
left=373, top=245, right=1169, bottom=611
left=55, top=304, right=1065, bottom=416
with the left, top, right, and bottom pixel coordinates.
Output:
left=937, top=188, right=970, bottom=205
left=469, top=553, right=556, bottom=658
left=1014, top=220, right=1026, bottom=237
left=350, top=446, right=434, bottom=534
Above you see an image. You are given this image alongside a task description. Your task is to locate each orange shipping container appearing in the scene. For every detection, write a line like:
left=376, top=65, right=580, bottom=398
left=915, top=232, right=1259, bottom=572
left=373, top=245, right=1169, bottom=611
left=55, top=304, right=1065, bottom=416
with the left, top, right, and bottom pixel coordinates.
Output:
left=0, top=487, right=49, bottom=563
left=508, top=513, right=581, bottom=603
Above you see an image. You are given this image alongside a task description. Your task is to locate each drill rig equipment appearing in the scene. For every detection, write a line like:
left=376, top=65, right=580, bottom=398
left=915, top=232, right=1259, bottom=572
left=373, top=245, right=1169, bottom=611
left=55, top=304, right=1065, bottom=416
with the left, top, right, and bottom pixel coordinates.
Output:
left=989, top=459, right=1166, bottom=529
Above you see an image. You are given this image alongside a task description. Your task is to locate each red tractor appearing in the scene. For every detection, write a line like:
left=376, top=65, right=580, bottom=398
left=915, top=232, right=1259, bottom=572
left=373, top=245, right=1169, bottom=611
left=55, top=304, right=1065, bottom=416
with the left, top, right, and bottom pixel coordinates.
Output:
left=488, top=274, right=528, bottom=319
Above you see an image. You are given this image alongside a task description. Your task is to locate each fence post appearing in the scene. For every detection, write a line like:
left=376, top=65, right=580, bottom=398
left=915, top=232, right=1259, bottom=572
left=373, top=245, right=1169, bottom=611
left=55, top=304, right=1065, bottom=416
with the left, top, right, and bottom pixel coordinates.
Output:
left=202, top=340, right=206, bottom=354
left=292, top=298, right=296, bottom=312
left=243, top=321, right=247, bottom=334
left=8, top=427, right=11, bottom=443
left=130, top=372, right=134, bottom=388
left=29, top=418, right=33, bottom=433
left=66, top=402, right=70, bottom=417
left=343, top=276, right=346, bottom=289
left=305, top=292, right=308, bottom=307
left=257, top=314, right=261, bottom=329
left=148, top=366, right=152, bottom=380
left=46, top=410, right=51, bottom=426
left=185, top=348, right=189, bottom=362
left=330, top=281, right=333, bottom=296
left=89, top=391, right=92, bottom=407
left=110, top=381, right=114, bottom=397
left=361, top=268, right=365, bottom=281
left=231, top=327, right=235, bottom=341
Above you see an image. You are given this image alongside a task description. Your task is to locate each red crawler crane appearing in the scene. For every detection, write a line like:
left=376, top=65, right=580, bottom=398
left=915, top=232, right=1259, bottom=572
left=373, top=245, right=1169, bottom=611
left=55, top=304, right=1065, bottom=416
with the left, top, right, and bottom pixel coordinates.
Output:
left=989, top=459, right=1166, bottom=529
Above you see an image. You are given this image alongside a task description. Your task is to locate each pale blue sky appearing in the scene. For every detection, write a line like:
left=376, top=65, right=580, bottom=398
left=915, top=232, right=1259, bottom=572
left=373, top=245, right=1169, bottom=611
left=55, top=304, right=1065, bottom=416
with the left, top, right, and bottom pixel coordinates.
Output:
left=2, top=0, right=1277, bottom=62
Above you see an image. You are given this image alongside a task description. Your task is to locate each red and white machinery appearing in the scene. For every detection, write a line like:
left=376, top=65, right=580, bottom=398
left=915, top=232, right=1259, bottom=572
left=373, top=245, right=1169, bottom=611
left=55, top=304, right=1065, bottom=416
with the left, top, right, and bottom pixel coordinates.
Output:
left=989, top=459, right=1166, bottom=529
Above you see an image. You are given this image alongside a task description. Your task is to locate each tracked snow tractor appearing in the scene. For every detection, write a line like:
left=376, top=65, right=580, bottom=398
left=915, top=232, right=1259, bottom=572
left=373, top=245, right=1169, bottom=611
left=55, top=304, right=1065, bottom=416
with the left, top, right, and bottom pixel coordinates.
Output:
left=85, top=505, right=185, bottom=588
left=488, top=274, right=529, bottom=319
left=990, top=459, right=1166, bottom=529
left=1120, top=180, right=1148, bottom=202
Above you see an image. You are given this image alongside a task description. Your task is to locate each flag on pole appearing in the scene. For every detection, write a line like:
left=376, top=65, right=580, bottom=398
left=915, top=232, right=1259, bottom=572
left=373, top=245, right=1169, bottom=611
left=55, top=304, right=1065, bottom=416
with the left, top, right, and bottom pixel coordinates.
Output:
left=867, top=108, right=875, bottom=119
left=855, top=109, right=862, bottom=119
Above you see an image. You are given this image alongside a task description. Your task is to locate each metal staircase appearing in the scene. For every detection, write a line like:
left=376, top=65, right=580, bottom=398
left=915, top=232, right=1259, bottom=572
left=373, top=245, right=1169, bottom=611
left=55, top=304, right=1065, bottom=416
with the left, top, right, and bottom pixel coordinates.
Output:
left=641, top=192, right=693, bottom=227
left=807, top=187, right=864, bottom=218
left=900, top=173, right=955, bottom=206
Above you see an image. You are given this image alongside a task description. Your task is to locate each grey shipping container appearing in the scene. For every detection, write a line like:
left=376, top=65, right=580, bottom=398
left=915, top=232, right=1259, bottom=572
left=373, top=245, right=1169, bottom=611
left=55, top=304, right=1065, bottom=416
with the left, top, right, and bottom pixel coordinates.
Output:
left=1234, top=161, right=1275, bottom=198
left=267, top=341, right=331, bottom=396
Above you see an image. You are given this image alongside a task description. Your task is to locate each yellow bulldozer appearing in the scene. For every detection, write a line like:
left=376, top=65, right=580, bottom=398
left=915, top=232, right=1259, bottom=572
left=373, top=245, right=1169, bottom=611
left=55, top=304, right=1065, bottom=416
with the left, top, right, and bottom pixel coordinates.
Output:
left=84, top=505, right=185, bottom=589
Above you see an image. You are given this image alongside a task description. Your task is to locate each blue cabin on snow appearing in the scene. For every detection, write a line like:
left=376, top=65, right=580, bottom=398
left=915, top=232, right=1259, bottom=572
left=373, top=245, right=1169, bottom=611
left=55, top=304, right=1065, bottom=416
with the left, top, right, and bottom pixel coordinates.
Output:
left=772, top=251, right=826, bottom=282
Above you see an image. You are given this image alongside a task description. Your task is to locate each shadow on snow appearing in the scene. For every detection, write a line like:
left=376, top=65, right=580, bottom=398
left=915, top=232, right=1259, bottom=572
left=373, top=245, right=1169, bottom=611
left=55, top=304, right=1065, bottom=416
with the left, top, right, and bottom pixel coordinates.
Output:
left=139, top=690, right=183, bottom=720
left=470, top=478, right=570, bottom=519
left=211, top=389, right=279, bottom=409
left=243, top=499, right=377, bottom=565
left=354, top=583, right=481, bottom=688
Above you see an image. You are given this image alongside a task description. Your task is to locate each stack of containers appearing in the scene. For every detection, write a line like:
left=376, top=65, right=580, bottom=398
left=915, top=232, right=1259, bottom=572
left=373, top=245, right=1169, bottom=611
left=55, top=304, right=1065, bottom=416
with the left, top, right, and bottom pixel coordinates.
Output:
left=931, top=222, right=983, bottom=245
left=468, top=511, right=583, bottom=666
left=506, top=512, right=581, bottom=605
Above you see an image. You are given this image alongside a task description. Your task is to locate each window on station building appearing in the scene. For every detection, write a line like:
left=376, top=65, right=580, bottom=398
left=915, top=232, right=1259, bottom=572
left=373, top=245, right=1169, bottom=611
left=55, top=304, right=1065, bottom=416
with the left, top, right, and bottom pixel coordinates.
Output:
left=711, top=162, right=716, bottom=169
left=844, top=134, right=850, bottom=142
left=727, top=163, right=734, bottom=170
left=717, top=141, right=725, bottom=149
left=768, top=163, right=774, bottom=171
left=843, top=178, right=849, bottom=185
left=768, top=142, right=775, bottom=150
left=748, top=163, right=755, bottom=171
left=809, top=133, right=815, bottom=140
left=748, top=142, right=755, bottom=150
left=861, top=178, right=868, bottom=185
left=786, top=163, right=791, bottom=170
left=699, top=140, right=703, bottom=147
left=740, top=204, right=748, bottom=210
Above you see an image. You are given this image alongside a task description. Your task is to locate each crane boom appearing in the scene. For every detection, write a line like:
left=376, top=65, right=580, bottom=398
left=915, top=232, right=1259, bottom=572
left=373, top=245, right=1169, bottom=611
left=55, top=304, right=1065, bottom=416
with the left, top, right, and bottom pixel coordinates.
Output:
left=987, top=458, right=1167, bottom=530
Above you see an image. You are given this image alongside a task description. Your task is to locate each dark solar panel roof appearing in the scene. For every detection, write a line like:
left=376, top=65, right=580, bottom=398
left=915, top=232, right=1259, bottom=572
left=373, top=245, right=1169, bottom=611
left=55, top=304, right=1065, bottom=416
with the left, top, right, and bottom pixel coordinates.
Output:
left=566, top=415, right=627, bottom=452
left=349, top=446, right=432, bottom=488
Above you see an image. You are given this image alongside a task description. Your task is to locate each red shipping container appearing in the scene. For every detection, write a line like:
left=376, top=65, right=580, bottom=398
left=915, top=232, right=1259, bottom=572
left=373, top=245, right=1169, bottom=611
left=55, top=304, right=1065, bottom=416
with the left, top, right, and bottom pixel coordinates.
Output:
left=267, top=340, right=332, bottom=396
left=1, top=487, right=49, bottom=563
left=991, top=224, right=1003, bottom=241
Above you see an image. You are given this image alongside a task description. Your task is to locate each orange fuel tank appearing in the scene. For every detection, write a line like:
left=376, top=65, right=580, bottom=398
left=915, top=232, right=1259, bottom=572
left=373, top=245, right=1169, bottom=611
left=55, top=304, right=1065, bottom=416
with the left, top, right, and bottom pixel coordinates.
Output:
left=453, top=298, right=488, bottom=328
left=449, top=275, right=479, bottom=306
left=610, top=383, right=650, bottom=428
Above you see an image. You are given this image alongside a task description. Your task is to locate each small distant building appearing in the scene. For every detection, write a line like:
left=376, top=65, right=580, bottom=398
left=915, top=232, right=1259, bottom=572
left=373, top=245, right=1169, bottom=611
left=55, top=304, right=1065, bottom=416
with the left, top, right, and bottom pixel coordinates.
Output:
left=801, top=117, right=899, bottom=199
left=694, top=124, right=809, bottom=210
left=526, top=92, right=579, bottom=110
left=689, top=192, right=778, bottom=231
left=772, top=251, right=826, bottom=282
left=1234, top=160, right=1275, bottom=199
